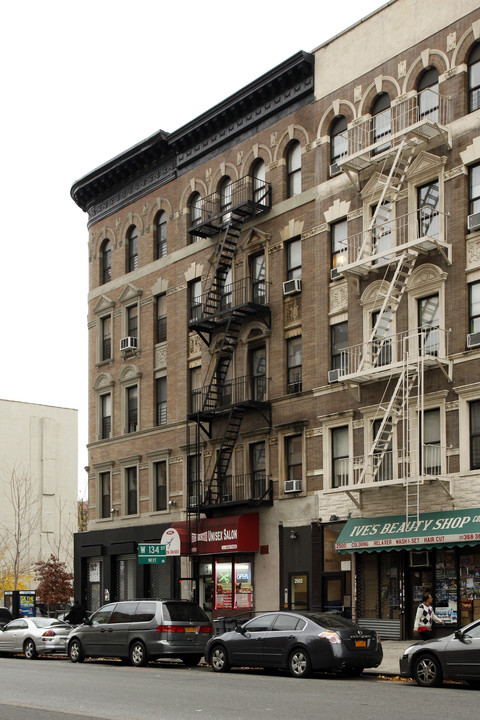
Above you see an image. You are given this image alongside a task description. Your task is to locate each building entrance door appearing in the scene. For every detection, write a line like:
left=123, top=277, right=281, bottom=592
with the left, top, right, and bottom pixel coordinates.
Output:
left=407, top=566, right=433, bottom=638
left=323, top=574, right=345, bottom=614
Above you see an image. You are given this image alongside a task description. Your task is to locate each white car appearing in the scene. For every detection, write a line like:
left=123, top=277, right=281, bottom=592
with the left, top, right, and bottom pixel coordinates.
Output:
left=0, top=617, right=72, bottom=659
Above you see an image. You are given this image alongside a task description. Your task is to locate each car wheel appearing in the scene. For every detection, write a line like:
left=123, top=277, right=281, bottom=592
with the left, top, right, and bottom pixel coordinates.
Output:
left=210, top=645, right=230, bottom=673
left=23, top=639, right=38, bottom=660
left=180, top=655, right=202, bottom=667
left=68, top=638, right=85, bottom=663
left=288, top=648, right=312, bottom=678
left=413, top=654, right=443, bottom=687
left=129, top=640, right=148, bottom=667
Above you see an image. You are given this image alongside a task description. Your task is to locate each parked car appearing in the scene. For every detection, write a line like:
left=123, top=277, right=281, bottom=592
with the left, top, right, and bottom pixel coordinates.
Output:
left=205, top=611, right=383, bottom=678
left=67, top=599, right=212, bottom=667
left=0, top=617, right=72, bottom=659
left=399, top=618, right=480, bottom=687
left=0, top=607, right=13, bottom=628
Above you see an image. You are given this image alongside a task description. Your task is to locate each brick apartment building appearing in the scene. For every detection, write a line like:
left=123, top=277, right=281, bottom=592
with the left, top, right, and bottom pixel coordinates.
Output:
left=72, top=0, right=480, bottom=639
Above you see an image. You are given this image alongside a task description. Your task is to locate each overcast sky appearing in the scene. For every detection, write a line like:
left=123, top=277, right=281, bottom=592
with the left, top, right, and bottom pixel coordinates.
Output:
left=1, top=0, right=385, bottom=494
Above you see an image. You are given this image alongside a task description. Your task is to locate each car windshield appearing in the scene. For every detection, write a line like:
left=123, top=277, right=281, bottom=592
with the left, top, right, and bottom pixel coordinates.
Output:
left=301, top=612, right=361, bottom=630
left=163, top=603, right=209, bottom=623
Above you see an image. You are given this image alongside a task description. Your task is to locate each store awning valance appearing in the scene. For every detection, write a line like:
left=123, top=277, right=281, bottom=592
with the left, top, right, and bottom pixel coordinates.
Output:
left=335, top=508, right=480, bottom=554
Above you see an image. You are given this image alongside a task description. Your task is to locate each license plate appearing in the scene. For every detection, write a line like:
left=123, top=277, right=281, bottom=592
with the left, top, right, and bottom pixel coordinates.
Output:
left=355, top=640, right=366, bottom=647
left=185, top=627, right=195, bottom=632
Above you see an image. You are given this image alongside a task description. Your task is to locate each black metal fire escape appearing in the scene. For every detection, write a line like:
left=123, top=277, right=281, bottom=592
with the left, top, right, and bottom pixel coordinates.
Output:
left=187, top=176, right=273, bottom=515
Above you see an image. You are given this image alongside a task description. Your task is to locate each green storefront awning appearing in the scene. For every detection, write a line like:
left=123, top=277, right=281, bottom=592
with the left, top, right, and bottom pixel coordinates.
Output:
left=335, top=507, right=480, bottom=554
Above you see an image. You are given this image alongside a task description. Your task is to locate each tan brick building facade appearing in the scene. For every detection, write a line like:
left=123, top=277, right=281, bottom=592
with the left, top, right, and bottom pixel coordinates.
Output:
left=73, top=0, right=480, bottom=640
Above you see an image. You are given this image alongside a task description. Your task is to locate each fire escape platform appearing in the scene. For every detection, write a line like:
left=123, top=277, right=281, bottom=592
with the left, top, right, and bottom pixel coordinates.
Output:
left=338, top=352, right=450, bottom=386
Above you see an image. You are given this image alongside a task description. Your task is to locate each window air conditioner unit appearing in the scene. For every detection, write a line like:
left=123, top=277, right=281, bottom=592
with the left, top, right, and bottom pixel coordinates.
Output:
left=328, top=369, right=341, bottom=383
left=120, top=336, right=138, bottom=352
left=283, top=278, right=302, bottom=296
left=330, top=268, right=344, bottom=281
left=467, top=332, right=480, bottom=349
left=329, top=162, right=342, bottom=177
left=467, top=212, right=480, bottom=231
left=409, top=550, right=430, bottom=568
left=284, top=479, right=302, bottom=493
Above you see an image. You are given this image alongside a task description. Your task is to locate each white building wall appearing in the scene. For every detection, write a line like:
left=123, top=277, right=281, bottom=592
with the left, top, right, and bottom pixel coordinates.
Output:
left=0, top=399, right=78, bottom=579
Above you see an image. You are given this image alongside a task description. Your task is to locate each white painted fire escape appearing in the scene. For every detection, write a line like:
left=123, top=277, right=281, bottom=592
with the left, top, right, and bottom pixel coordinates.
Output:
left=326, top=89, right=453, bottom=521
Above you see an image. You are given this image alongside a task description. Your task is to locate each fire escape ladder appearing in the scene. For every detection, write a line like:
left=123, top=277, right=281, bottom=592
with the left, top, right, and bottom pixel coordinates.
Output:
left=204, top=408, right=245, bottom=504
left=358, top=250, right=418, bottom=373
left=358, top=365, right=418, bottom=485
left=202, top=316, right=242, bottom=412
left=357, top=138, right=417, bottom=263
left=202, top=213, right=244, bottom=318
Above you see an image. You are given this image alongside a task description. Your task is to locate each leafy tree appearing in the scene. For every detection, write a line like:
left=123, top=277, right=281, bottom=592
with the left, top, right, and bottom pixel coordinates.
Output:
left=34, top=554, right=73, bottom=614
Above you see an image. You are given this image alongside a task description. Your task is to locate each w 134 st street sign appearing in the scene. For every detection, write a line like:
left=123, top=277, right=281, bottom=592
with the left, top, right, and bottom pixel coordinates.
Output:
left=138, top=544, right=166, bottom=564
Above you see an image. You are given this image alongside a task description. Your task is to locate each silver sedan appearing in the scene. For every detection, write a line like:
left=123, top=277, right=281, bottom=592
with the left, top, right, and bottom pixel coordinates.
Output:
left=0, top=617, right=72, bottom=659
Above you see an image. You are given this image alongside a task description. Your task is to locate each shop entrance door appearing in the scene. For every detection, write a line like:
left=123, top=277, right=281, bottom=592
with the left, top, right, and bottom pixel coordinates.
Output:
left=407, top=566, right=433, bottom=638
left=323, top=575, right=344, bottom=614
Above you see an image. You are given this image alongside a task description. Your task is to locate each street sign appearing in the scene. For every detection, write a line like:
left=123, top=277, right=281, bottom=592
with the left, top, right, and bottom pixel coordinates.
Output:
left=137, top=544, right=166, bottom=564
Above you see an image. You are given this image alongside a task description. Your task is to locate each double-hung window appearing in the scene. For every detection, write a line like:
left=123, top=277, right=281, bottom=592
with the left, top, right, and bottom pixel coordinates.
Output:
left=421, top=409, right=441, bottom=475
left=469, top=164, right=480, bottom=224
left=468, top=44, right=480, bottom=113
left=286, top=435, right=302, bottom=486
left=469, top=282, right=480, bottom=334
left=100, top=472, right=111, bottom=519
left=331, top=322, right=348, bottom=373
left=470, top=400, right=480, bottom=470
left=418, top=294, right=439, bottom=356
left=127, top=226, right=138, bottom=272
left=126, top=386, right=138, bottom=433
left=418, top=181, right=439, bottom=240
left=287, top=238, right=301, bottom=280
left=156, top=377, right=167, bottom=426
left=332, top=427, right=349, bottom=487
left=287, top=337, right=302, bottom=394
left=154, top=461, right=167, bottom=512
left=126, top=467, right=138, bottom=515
left=156, top=294, right=167, bottom=343
left=101, top=394, right=111, bottom=439
left=287, top=141, right=301, bottom=197
left=101, top=315, right=112, bottom=361
left=156, top=212, right=167, bottom=259
left=331, top=220, right=348, bottom=272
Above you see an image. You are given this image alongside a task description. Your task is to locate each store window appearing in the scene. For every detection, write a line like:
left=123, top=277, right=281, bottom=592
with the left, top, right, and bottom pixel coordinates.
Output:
left=214, top=560, right=253, bottom=610
left=459, top=549, right=480, bottom=624
left=357, top=553, right=401, bottom=621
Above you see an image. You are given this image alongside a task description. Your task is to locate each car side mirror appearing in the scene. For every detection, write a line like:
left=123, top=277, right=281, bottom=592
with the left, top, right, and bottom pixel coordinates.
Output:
left=234, top=624, right=246, bottom=635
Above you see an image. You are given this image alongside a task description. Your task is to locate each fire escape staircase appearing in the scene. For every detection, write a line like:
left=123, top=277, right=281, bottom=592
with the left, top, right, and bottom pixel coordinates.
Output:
left=188, top=178, right=272, bottom=512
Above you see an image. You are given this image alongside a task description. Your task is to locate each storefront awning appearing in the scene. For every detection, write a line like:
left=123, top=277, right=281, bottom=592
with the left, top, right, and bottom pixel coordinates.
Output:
left=335, top=507, right=480, bottom=554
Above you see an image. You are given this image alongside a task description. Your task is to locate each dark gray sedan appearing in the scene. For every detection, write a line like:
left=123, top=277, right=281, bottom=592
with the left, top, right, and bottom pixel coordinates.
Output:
left=0, top=617, right=72, bottom=659
left=205, top=611, right=382, bottom=678
left=400, top=619, right=480, bottom=687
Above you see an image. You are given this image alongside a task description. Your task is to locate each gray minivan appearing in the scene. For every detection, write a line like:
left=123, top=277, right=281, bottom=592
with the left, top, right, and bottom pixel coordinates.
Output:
left=67, top=599, right=212, bottom=667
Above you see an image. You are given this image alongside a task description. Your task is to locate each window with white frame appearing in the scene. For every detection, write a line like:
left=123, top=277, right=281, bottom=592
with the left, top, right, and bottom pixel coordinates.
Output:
left=126, top=304, right=138, bottom=339
left=250, top=252, right=266, bottom=304
left=287, top=141, right=301, bottom=197
left=330, top=115, right=348, bottom=167
left=468, top=43, right=480, bottom=113
left=371, top=201, right=392, bottom=263
left=470, top=163, right=480, bottom=221
left=286, top=435, right=302, bottom=486
left=100, top=393, right=112, bottom=439
left=331, top=426, right=349, bottom=487
left=418, top=293, right=439, bottom=356
left=156, top=376, right=167, bottom=426
left=190, top=279, right=202, bottom=321
left=331, top=321, right=348, bottom=372
left=126, top=385, right=138, bottom=433
left=127, top=225, right=138, bottom=272
left=469, top=281, right=480, bottom=334
left=219, top=176, right=233, bottom=224
left=371, top=93, right=391, bottom=154
left=421, top=408, right=441, bottom=475
left=287, top=336, right=302, bottom=394
left=417, top=180, right=439, bottom=240
left=331, top=219, right=348, bottom=272
left=189, top=192, right=202, bottom=242
left=417, top=67, right=439, bottom=121
left=286, top=238, right=301, bottom=280
left=252, top=160, right=266, bottom=203
left=190, top=366, right=202, bottom=413
left=372, top=418, right=393, bottom=483
left=155, top=211, right=167, bottom=259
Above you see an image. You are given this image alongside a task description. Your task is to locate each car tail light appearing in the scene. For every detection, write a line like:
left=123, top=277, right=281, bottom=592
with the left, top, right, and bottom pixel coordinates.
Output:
left=197, top=625, right=212, bottom=634
left=156, top=625, right=185, bottom=633
left=42, top=630, right=56, bottom=637
left=318, top=631, right=341, bottom=644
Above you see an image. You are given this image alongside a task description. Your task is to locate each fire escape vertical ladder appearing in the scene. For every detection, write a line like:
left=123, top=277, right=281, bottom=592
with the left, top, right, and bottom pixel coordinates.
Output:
left=359, top=250, right=418, bottom=372
left=205, top=408, right=245, bottom=505
left=359, top=365, right=418, bottom=485
left=202, top=316, right=242, bottom=411
left=201, top=213, right=244, bottom=318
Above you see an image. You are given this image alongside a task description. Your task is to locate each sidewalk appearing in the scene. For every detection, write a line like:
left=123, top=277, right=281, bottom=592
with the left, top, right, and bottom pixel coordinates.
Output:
left=363, top=640, right=411, bottom=676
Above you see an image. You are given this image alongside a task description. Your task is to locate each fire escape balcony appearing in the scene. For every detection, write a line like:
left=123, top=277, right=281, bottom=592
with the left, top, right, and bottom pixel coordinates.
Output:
left=188, top=176, right=272, bottom=238
left=189, top=375, right=270, bottom=422
left=326, top=446, right=452, bottom=495
left=329, top=327, right=451, bottom=386
left=331, top=208, right=451, bottom=280
left=188, top=472, right=273, bottom=511
left=336, top=90, right=451, bottom=175
left=189, top=277, right=270, bottom=338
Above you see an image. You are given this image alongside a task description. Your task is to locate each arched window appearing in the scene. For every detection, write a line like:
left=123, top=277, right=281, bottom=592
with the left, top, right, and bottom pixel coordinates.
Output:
left=189, top=192, right=202, bottom=243
left=127, top=225, right=138, bottom=272
left=252, top=160, right=266, bottom=203
left=155, top=211, right=167, bottom=259
left=468, top=43, right=480, bottom=113
left=330, top=115, right=348, bottom=173
left=417, top=67, right=439, bottom=121
left=371, top=93, right=391, bottom=154
left=101, top=239, right=111, bottom=285
left=219, top=176, right=233, bottom=223
left=287, top=141, right=301, bottom=197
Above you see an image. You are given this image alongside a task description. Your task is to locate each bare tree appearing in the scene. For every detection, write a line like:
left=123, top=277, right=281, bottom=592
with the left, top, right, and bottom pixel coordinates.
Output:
left=0, top=465, right=40, bottom=591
